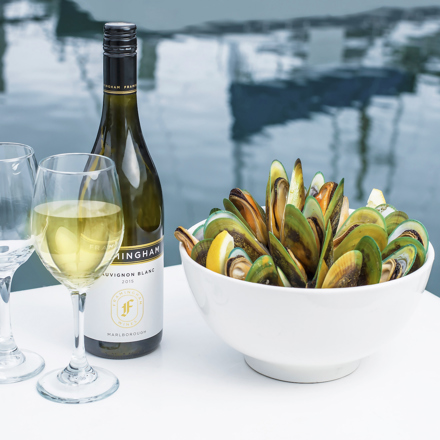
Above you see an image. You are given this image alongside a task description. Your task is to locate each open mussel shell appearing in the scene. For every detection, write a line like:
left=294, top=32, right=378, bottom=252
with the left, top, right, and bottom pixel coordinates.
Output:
left=191, top=239, right=213, bottom=267
left=385, top=211, right=409, bottom=236
left=380, top=244, right=417, bottom=283
left=323, top=178, right=344, bottom=236
left=229, top=188, right=268, bottom=245
left=303, top=196, right=325, bottom=255
left=269, top=232, right=306, bottom=288
left=314, top=222, right=334, bottom=288
left=355, top=236, right=382, bottom=286
left=336, top=196, right=349, bottom=232
left=388, top=219, right=429, bottom=252
left=382, top=236, right=426, bottom=274
left=226, top=247, right=253, bottom=280
left=204, top=210, right=269, bottom=262
left=175, top=226, right=199, bottom=256
left=322, top=250, right=363, bottom=288
left=269, top=177, right=289, bottom=242
left=228, top=247, right=252, bottom=262
left=245, top=255, right=283, bottom=286
left=333, top=223, right=388, bottom=261
left=306, top=171, right=325, bottom=198
left=277, top=267, right=291, bottom=287
left=281, top=203, right=320, bottom=277
left=315, top=181, right=337, bottom=215
left=286, top=158, right=305, bottom=211
left=266, top=160, right=289, bottom=239
left=226, top=256, right=252, bottom=280
left=223, top=198, right=251, bottom=231
left=336, top=207, right=386, bottom=240
left=193, top=224, right=205, bottom=241
left=375, top=204, right=396, bottom=218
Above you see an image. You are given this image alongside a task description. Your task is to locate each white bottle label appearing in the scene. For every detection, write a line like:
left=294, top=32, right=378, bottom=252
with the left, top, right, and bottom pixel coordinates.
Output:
left=85, top=238, right=163, bottom=343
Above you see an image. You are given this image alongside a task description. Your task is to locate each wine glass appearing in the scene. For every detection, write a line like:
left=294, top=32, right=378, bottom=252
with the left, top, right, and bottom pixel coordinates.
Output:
left=31, top=153, right=124, bottom=404
left=0, top=143, right=45, bottom=383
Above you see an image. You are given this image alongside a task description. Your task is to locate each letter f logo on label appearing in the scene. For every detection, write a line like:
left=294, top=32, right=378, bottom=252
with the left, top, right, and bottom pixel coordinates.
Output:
left=121, top=299, right=134, bottom=317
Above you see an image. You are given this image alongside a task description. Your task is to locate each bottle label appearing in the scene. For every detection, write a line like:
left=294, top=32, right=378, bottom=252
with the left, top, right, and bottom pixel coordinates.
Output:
left=85, top=238, right=164, bottom=343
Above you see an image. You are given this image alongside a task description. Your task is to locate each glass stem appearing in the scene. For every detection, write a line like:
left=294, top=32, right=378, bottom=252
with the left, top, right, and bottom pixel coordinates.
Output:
left=60, top=290, right=96, bottom=385
left=0, top=272, right=23, bottom=366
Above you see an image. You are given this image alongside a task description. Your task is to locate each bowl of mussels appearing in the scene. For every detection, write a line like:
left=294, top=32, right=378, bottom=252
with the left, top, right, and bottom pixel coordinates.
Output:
left=175, top=159, right=435, bottom=383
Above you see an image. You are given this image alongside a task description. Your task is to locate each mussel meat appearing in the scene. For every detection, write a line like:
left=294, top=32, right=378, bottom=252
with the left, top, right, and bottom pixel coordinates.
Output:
left=175, top=226, right=198, bottom=256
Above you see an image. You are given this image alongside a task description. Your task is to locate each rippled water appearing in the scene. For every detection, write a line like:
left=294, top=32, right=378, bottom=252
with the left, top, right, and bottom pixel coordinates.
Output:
left=1, top=0, right=439, bottom=294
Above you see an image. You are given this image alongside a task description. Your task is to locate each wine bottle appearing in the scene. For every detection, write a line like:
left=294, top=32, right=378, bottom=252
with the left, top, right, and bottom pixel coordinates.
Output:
left=85, top=22, right=164, bottom=359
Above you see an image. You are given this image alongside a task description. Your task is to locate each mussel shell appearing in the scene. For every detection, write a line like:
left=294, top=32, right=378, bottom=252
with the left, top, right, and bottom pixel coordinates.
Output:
left=336, top=207, right=386, bottom=240
left=209, top=208, right=221, bottom=215
left=315, top=182, right=337, bottom=215
left=266, top=160, right=289, bottom=239
left=375, top=204, right=397, bottom=218
left=380, top=244, right=417, bottom=282
left=336, top=196, right=350, bottom=232
left=204, top=210, right=269, bottom=262
left=191, top=239, right=214, bottom=267
left=228, top=247, right=252, bottom=262
left=281, top=203, right=320, bottom=277
left=277, top=267, right=292, bottom=287
left=229, top=189, right=268, bottom=245
left=306, top=171, right=325, bottom=198
left=314, top=222, right=334, bottom=288
left=324, top=178, right=344, bottom=237
left=223, top=198, right=251, bottom=231
left=286, top=158, right=305, bottom=211
left=355, top=236, right=382, bottom=286
left=303, top=196, right=325, bottom=251
left=269, top=232, right=306, bottom=288
left=193, top=224, right=205, bottom=241
left=245, top=255, right=282, bottom=286
left=307, top=217, right=323, bottom=256
left=271, top=177, right=289, bottom=241
left=226, top=255, right=252, bottom=280
left=175, top=226, right=199, bottom=256
left=388, top=219, right=429, bottom=252
left=322, top=250, right=363, bottom=288
left=333, top=223, right=388, bottom=261
left=382, top=236, right=426, bottom=274
left=242, top=189, right=266, bottom=224
left=385, top=211, right=409, bottom=236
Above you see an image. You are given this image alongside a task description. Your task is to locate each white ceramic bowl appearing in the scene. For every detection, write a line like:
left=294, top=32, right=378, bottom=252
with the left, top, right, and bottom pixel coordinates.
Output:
left=180, top=220, right=435, bottom=383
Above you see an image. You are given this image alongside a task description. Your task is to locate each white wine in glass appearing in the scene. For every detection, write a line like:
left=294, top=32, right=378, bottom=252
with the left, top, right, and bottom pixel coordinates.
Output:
left=32, top=153, right=124, bottom=404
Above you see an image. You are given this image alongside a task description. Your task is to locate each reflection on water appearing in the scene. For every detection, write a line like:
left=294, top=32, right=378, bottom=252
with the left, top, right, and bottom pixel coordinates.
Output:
left=1, top=0, right=439, bottom=294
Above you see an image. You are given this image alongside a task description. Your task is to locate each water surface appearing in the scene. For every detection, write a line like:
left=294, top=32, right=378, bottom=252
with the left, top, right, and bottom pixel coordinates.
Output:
left=0, top=0, right=438, bottom=293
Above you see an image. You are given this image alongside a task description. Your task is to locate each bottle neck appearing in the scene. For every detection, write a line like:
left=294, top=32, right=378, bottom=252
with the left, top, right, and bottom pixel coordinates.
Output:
left=103, top=53, right=137, bottom=97
left=102, top=53, right=139, bottom=116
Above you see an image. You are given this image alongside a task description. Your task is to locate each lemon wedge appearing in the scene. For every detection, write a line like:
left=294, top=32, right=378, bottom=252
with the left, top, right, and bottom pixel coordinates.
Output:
left=367, top=188, right=386, bottom=208
left=206, top=231, right=234, bottom=274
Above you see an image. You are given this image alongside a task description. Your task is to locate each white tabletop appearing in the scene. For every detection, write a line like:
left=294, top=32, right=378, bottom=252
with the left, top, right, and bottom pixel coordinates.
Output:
left=2, top=264, right=440, bottom=440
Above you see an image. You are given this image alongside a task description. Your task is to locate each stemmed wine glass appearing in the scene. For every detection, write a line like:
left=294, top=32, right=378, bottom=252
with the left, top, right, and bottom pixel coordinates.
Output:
left=0, top=143, right=45, bottom=383
left=31, top=153, right=124, bottom=404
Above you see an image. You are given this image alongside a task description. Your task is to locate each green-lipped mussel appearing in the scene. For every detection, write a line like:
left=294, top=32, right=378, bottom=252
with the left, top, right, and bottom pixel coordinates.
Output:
left=175, top=158, right=429, bottom=289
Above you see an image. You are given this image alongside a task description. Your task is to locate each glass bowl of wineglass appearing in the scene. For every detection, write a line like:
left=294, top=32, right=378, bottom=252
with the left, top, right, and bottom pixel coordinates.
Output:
left=31, top=153, right=124, bottom=404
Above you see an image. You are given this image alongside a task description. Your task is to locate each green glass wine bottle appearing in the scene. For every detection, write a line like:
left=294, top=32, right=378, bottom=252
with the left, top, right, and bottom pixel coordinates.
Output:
left=85, top=23, right=163, bottom=359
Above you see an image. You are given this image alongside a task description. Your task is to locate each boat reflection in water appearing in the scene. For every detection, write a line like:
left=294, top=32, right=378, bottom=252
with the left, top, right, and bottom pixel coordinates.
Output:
left=1, top=0, right=439, bottom=294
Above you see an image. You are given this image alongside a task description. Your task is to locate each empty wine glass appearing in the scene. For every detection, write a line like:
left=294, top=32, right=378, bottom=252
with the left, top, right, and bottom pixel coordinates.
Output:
left=31, top=153, right=124, bottom=404
left=0, top=143, right=45, bottom=383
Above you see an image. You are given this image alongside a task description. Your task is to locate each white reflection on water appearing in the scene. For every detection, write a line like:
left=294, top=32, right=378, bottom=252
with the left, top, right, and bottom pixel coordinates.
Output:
left=0, top=0, right=439, bottom=294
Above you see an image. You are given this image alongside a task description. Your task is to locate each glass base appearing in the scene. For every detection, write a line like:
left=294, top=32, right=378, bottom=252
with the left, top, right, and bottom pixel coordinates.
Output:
left=37, top=366, right=119, bottom=404
left=0, top=349, right=45, bottom=384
